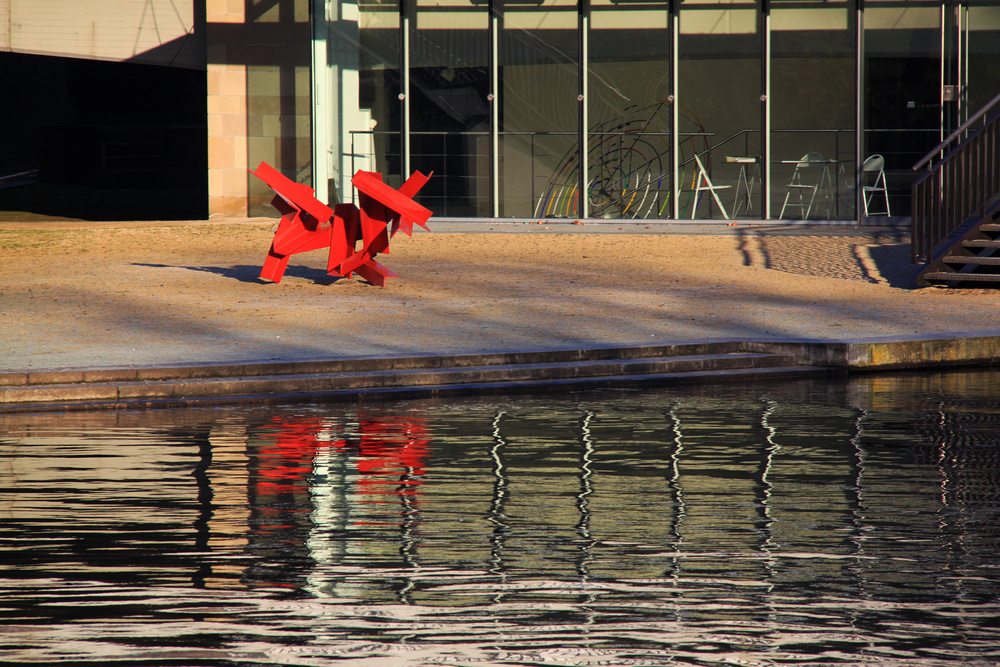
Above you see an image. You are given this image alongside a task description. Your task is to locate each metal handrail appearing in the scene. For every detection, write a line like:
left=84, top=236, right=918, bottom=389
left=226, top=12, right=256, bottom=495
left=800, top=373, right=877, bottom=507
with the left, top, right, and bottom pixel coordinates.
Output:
left=910, top=93, right=1000, bottom=263
left=913, top=90, right=1000, bottom=172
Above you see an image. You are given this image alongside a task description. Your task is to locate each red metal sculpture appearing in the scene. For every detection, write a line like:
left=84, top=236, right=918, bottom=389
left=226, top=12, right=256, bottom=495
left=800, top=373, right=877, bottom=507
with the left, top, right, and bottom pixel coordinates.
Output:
left=250, top=161, right=432, bottom=287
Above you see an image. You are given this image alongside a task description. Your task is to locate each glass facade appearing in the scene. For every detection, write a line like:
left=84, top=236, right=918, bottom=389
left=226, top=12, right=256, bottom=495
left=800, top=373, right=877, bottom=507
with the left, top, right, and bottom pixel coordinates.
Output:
left=679, top=0, right=761, bottom=220
left=411, top=0, right=491, bottom=215
left=314, top=0, right=1000, bottom=221
left=966, top=2, right=1000, bottom=115
left=772, top=0, right=854, bottom=220
left=587, top=0, right=672, bottom=219
left=358, top=0, right=403, bottom=188
left=499, top=0, right=580, bottom=217
left=863, top=0, right=941, bottom=218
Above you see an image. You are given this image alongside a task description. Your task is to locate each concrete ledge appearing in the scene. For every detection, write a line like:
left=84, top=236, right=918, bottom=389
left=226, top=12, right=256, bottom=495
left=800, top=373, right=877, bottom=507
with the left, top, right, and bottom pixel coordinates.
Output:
left=845, top=334, right=1000, bottom=370
left=0, top=384, right=120, bottom=403
left=0, top=365, right=839, bottom=414
left=1, top=333, right=999, bottom=412
left=0, top=349, right=794, bottom=405
left=750, top=332, right=1000, bottom=371
left=0, top=340, right=747, bottom=387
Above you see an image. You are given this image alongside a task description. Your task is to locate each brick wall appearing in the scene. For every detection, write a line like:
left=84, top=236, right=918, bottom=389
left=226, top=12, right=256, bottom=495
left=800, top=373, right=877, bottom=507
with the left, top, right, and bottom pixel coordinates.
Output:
left=207, top=0, right=248, bottom=217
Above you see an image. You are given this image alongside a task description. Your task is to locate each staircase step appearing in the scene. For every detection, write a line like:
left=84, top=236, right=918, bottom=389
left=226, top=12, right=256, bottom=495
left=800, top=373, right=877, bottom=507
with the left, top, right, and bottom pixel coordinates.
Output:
left=0, top=351, right=826, bottom=410
left=923, top=271, right=1000, bottom=283
left=941, top=255, right=1000, bottom=266
left=962, top=239, right=1000, bottom=249
left=978, top=223, right=1000, bottom=233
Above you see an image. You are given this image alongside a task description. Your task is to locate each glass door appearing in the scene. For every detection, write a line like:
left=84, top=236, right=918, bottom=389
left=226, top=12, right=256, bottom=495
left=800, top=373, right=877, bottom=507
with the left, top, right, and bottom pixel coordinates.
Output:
left=678, top=0, right=762, bottom=220
left=499, top=0, right=580, bottom=218
left=330, top=0, right=405, bottom=198
left=771, top=0, right=855, bottom=220
left=410, top=0, right=491, bottom=216
left=959, top=1, right=1000, bottom=126
left=584, top=0, right=673, bottom=220
left=863, top=0, right=940, bottom=218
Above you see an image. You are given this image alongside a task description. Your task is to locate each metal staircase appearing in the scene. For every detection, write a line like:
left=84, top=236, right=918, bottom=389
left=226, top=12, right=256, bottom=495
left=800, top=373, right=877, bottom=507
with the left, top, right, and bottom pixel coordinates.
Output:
left=912, top=92, right=1000, bottom=286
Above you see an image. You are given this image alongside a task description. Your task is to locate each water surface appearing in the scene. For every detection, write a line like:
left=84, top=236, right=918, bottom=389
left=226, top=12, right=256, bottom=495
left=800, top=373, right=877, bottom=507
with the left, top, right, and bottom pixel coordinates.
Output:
left=2, top=370, right=999, bottom=665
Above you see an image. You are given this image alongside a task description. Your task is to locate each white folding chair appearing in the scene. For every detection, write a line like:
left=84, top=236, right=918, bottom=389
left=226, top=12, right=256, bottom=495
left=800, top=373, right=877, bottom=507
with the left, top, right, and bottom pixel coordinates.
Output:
left=689, top=153, right=730, bottom=220
left=780, top=152, right=828, bottom=219
left=861, top=154, right=890, bottom=216
left=726, top=155, right=761, bottom=217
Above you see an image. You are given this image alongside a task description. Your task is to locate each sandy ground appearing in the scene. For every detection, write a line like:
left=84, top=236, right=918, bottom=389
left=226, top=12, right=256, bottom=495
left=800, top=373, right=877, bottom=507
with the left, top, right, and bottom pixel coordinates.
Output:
left=2, top=219, right=1000, bottom=372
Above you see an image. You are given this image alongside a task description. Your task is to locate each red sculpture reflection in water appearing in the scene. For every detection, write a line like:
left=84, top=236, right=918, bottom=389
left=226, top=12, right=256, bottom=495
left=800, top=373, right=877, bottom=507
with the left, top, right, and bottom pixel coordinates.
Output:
left=333, top=416, right=430, bottom=526
left=246, top=414, right=431, bottom=588
left=252, top=414, right=431, bottom=513
left=252, top=418, right=327, bottom=498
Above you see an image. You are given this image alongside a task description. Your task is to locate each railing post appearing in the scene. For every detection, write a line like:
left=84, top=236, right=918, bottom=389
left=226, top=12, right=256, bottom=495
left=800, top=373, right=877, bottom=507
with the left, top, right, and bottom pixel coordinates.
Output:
left=911, top=179, right=919, bottom=262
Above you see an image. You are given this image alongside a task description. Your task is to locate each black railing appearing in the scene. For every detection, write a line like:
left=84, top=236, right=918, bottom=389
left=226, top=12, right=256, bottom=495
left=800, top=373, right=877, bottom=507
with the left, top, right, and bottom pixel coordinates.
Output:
left=911, top=92, right=1000, bottom=263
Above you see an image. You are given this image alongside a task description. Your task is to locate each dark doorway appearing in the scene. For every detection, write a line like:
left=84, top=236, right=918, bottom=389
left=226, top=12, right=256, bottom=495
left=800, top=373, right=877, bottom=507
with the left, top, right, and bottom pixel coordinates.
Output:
left=0, top=52, right=207, bottom=221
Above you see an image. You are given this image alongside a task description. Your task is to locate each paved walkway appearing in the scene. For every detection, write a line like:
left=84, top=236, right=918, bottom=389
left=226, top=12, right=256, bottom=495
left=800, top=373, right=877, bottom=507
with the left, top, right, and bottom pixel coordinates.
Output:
left=2, top=218, right=999, bottom=383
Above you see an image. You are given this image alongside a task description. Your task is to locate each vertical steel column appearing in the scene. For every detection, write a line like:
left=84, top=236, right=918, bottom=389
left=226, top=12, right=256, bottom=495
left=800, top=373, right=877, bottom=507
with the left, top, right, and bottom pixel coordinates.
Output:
left=940, top=3, right=947, bottom=146
left=855, top=0, right=865, bottom=222
left=311, top=0, right=332, bottom=203
left=958, top=2, right=967, bottom=128
left=490, top=0, right=501, bottom=217
left=670, top=0, right=680, bottom=220
left=401, top=0, right=412, bottom=179
left=579, top=0, right=590, bottom=219
left=762, top=0, right=771, bottom=220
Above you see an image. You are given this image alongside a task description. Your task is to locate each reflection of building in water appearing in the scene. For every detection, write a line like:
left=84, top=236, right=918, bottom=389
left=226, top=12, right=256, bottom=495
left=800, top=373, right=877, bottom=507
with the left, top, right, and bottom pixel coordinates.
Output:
left=482, top=399, right=866, bottom=589
left=308, top=415, right=430, bottom=602
left=243, top=417, right=333, bottom=592
left=853, top=372, right=1000, bottom=565
left=0, top=409, right=256, bottom=590
left=853, top=371, right=1000, bottom=513
left=3, top=376, right=1000, bottom=608
left=182, top=375, right=999, bottom=603
left=202, top=422, right=251, bottom=589
left=237, top=413, right=431, bottom=597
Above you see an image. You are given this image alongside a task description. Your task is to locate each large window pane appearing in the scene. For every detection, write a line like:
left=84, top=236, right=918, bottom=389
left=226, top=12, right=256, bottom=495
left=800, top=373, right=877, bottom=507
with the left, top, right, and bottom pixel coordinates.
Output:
left=322, top=0, right=401, bottom=205
left=410, top=0, right=490, bottom=217
left=771, top=0, right=855, bottom=220
left=679, top=0, right=761, bottom=220
left=500, top=0, right=579, bottom=218
left=247, top=0, right=312, bottom=216
left=582, top=0, right=672, bottom=220
left=358, top=0, right=403, bottom=190
left=965, top=3, right=1000, bottom=120
left=864, top=0, right=940, bottom=218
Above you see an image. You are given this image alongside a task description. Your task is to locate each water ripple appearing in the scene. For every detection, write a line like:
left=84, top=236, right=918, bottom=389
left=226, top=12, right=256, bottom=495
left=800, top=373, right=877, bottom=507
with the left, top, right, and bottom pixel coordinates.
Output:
left=3, top=373, right=1000, bottom=664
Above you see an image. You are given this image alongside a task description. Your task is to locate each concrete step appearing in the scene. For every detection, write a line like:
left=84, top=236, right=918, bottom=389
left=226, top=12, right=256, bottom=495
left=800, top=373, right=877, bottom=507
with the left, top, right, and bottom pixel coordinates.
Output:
left=0, top=347, right=833, bottom=410
left=0, top=341, right=748, bottom=388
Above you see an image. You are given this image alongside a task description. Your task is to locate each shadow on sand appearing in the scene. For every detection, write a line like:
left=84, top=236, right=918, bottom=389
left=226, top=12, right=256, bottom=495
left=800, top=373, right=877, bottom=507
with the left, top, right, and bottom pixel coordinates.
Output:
left=131, top=263, right=347, bottom=286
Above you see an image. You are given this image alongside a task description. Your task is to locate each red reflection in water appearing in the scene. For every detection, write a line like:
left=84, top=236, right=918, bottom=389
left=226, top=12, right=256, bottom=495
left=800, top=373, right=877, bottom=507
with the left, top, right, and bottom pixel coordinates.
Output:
left=253, top=415, right=430, bottom=501
left=254, top=418, right=327, bottom=497
left=336, top=416, right=430, bottom=498
left=245, top=415, right=430, bottom=590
